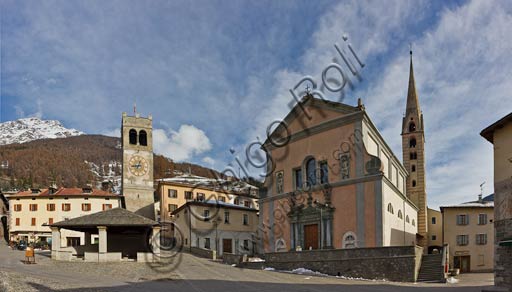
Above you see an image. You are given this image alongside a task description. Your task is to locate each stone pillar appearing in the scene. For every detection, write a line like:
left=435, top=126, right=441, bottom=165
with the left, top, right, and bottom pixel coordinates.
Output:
left=98, top=226, right=107, bottom=262
left=152, top=226, right=161, bottom=255
left=51, top=227, right=60, bottom=260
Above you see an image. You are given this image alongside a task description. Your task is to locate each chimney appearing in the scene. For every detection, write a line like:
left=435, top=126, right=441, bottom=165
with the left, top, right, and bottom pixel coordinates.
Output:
left=478, top=193, right=483, bottom=203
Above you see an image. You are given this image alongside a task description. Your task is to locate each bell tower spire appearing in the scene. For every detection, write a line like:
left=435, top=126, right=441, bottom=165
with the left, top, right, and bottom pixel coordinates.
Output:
left=401, top=48, right=428, bottom=249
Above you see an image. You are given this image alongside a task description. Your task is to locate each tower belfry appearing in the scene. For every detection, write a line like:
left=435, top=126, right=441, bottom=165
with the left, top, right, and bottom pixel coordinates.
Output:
left=121, top=112, right=155, bottom=219
left=401, top=50, right=428, bottom=248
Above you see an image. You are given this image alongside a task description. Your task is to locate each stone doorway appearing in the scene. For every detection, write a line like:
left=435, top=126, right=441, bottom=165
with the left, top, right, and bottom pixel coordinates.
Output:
left=304, top=224, right=319, bottom=250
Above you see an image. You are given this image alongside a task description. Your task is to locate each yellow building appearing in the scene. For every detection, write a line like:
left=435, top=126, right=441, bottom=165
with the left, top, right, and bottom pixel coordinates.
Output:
left=481, top=112, right=512, bottom=290
left=7, top=187, right=122, bottom=246
left=440, top=194, right=494, bottom=273
left=157, top=174, right=259, bottom=224
left=172, top=201, right=258, bottom=256
left=427, top=208, right=443, bottom=253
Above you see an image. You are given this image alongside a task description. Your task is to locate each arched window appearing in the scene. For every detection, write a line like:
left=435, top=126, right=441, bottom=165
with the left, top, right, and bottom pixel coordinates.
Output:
left=410, top=152, right=417, bottom=160
left=412, top=180, right=417, bottom=187
left=342, top=232, right=357, bottom=249
left=129, top=129, right=137, bottom=145
left=412, top=165, right=416, bottom=172
left=139, top=130, right=147, bottom=146
left=409, top=138, right=416, bottom=148
left=412, top=219, right=416, bottom=226
left=409, top=122, right=416, bottom=132
left=306, top=158, right=317, bottom=186
left=387, top=203, right=394, bottom=214
left=406, top=215, right=410, bottom=223
left=398, top=210, right=403, bottom=219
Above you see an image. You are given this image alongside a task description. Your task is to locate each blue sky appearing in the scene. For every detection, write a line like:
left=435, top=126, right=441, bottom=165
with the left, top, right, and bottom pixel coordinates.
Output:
left=1, top=0, right=511, bottom=209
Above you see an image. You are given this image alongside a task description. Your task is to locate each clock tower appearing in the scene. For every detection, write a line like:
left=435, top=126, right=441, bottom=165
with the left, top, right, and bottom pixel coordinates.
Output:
left=121, top=111, right=155, bottom=219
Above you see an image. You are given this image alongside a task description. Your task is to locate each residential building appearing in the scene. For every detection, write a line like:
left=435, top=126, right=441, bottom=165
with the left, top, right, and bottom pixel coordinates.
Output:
left=158, top=174, right=258, bottom=224
left=0, top=191, right=8, bottom=242
left=440, top=194, right=494, bottom=272
left=427, top=208, right=443, bottom=253
left=481, top=112, right=512, bottom=290
left=172, top=201, right=258, bottom=256
left=6, top=187, right=122, bottom=246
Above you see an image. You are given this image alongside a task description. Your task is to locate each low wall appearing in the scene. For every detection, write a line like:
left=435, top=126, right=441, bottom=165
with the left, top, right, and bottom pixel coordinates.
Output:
left=190, top=247, right=216, bottom=259
left=223, top=253, right=243, bottom=265
left=264, top=246, right=420, bottom=282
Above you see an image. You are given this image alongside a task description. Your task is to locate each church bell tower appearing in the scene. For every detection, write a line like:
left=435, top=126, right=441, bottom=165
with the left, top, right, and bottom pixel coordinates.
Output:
left=121, top=111, right=155, bottom=219
left=401, top=50, right=428, bottom=248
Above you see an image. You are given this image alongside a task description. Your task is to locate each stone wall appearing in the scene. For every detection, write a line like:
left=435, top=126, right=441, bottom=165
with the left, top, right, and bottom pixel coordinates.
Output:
left=495, top=218, right=512, bottom=290
left=265, top=246, right=420, bottom=282
left=223, top=253, right=243, bottom=265
left=190, top=247, right=216, bottom=259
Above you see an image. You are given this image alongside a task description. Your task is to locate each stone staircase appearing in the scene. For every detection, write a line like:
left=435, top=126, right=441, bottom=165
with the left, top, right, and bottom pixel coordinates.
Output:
left=417, top=254, right=445, bottom=283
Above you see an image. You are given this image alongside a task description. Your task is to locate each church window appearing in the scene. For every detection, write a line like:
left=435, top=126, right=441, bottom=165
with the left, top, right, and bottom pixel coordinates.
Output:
left=412, top=180, right=417, bottom=187
left=294, top=168, right=303, bottom=190
left=398, top=210, right=403, bottom=219
left=320, top=161, right=328, bottom=184
left=412, top=219, right=416, bottom=226
left=409, top=122, right=416, bottom=132
left=409, top=138, right=416, bottom=148
left=412, top=165, right=416, bottom=172
left=129, top=129, right=137, bottom=145
left=410, top=152, right=417, bottom=160
left=387, top=203, right=394, bottom=214
left=139, top=130, right=148, bottom=146
left=406, top=215, right=410, bottom=223
left=306, top=158, right=317, bottom=186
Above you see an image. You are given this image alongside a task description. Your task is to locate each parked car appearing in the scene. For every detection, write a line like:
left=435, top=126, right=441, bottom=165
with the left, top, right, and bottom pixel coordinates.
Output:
left=17, top=241, right=27, bottom=250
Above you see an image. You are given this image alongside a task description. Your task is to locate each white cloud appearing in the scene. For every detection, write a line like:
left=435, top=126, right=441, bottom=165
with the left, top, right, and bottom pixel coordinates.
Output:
left=153, top=125, right=212, bottom=162
left=202, top=156, right=215, bottom=167
left=102, top=128, right=121, bottom=138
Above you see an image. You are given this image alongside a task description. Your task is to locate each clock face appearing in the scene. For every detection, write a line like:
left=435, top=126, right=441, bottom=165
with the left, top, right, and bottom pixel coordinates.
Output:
left=129, top=155, right=149, bottom=176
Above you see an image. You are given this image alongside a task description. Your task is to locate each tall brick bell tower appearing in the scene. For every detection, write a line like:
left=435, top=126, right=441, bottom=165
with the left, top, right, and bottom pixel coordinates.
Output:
left=402, top=50, right=428, bottom=248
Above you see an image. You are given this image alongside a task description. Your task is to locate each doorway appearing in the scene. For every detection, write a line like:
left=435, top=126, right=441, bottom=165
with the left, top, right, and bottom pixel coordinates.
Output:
left=223, top=238, right=232, bottom=254
left=454, top=255, right=471, bottom=273
left=303, top=224, right=319, bottom=250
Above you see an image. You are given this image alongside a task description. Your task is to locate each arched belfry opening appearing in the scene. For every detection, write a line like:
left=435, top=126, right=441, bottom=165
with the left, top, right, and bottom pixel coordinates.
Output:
left=409, top=122, right=416, bottom=132
left=129, top=129, right=137, bottom=145
left=139, top=130, right=147, bottom=146
left=409, top=137, right=416, bottom=148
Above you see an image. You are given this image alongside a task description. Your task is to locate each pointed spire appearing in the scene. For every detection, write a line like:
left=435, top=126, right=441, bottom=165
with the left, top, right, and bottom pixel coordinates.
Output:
left=406, top=49, right=421, bottom=116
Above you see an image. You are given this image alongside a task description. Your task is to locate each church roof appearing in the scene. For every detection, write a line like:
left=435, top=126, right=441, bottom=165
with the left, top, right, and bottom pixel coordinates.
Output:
left=50, top=207, right=158, bottom=228
left=480, top=112, right=512, bottom=143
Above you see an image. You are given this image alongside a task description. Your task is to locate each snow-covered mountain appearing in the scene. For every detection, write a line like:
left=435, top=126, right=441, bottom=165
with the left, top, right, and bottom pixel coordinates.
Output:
left=0, top=117, right=84, bottom=145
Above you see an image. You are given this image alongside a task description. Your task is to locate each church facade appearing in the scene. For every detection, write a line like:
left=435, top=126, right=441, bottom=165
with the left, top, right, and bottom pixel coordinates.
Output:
left=259, top=52, right=429, bottom=253
left=259, top=96, right=418, bottom=252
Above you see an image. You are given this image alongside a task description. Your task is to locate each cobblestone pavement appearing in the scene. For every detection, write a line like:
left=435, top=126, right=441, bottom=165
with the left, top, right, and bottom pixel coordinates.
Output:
left=0, top=243, right=494, bottom=291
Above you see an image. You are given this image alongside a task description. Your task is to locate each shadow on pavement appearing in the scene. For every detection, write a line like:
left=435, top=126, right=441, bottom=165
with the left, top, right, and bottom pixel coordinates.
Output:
left=26, top=279, right=494, bottom=292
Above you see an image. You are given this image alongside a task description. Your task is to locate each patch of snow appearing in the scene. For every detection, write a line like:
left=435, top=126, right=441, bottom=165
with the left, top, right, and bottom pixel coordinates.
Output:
left=0, top=117, right=84, bottom=145
left=289, top=268, right=329, bottom=277
left=263, top=267, right=275, bottom=271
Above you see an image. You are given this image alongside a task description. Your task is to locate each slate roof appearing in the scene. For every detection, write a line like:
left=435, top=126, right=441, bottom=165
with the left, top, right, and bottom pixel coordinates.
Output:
left=50, top=208, right=158, bottom=228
